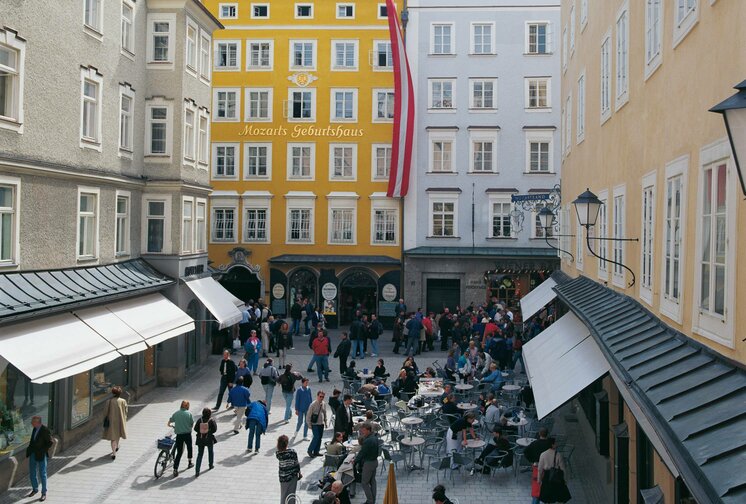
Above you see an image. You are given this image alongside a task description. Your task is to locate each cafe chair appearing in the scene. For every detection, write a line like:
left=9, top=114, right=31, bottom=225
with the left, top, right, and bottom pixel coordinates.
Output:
left=323, top=453, right=346, bottom=476
left=427, top=455, right=455, bottom=485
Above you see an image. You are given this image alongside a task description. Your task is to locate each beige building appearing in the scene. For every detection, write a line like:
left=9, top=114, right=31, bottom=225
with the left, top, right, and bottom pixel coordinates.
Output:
left=539, top=1, right=746, bottom=503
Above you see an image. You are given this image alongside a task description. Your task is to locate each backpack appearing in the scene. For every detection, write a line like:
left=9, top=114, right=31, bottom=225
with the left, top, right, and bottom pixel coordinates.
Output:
left=198, top=419, right=210, bottom=435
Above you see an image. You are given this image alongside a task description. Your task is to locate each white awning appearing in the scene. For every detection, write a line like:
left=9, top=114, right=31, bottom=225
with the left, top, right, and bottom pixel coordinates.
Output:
left=185, top=277, right=243, bottom=329
left=523, top=312, right=610, bottom=419
left=520, top=277, right=558, bottom=321
left=106, top=293, right=194, bottom=346
left=0, top=313, right=121, bottom=384
left=74, top=305, right=148, bottom=356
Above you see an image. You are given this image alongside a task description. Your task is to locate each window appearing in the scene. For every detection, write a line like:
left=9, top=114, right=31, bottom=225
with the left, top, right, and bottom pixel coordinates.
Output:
left=244, top=208, right=268, bottom=242
left=80, top=68, right=102, bottom=149
left=0, top=31, right=25, bottom=130
left=378, top=3, right=388, bottom=19
left=182, top=198, right=193, bottom=253
left=288, top=89, right=314, bottom=121
left=199, top=31, right=211, bottom=81
left=288, top=143, right=315, bottom=179
left=640, top=173, right=655, bottom=303
left=600, top=31, right=611, bottom=122
left=431, top=24, right=453, bottom=55
left=429, top=80, right=454, bottom=110
left=489, top=198, right=512, bottom=238
left=186, top=19, right=197, bottom=71
left=247, top=40, right=273, bottom=70
left=121, top=1, right=134, bottom=55
left=564, top=94, right=572, bottom=154
left=374, top=90, right=395, bottom=121
left=119, top=85, right=134, bottom=153
left=562, top=26, right=568, bottom=69
left=212, top=207, right=236, bottom=242
left=470, top=79, right=496, bottom=109
left=431, top=200, right=456, bottom=237
left=0, top=178, right=20, bottom=264
left=198, top=111, right=209, bottom=165
left=526, top=78, right=550, bottom=109
left=674, top=0, right=698, bottom=47
left=526, top=23, right=551, bottom=54
left=246, top=88, right=272, bottom=121
left=616, top=4, right=629, bottom=108
left=612, top=189, right=625, bottom=286
left=195, top=200, right=206, bottom=251
left=662, top=158, right=686, bottom=321
left=290, top=40, right=315, bottom=69
left=471, top=23, right=494, bottom=54
left=332, top=41, right=358, bottom=70
left=328, top=201, right=356, bottom=244
left=183, top=104, right=196, bottom=161
left=372, top=144, right=392, bottom=180
left=431, top=139, right=453, bottom=173
left=533, top=208, right=554, bottom=239
left=251, top=4, right=269, bottom=18
left=577, top=72, right=585, bottom=142
left=214, top=88, right=239, bottom=121
left=219, top=3, right=238, bottom=19
left=645, top=0, right=663, bottom=78
left=570, top=5, right=576, bottom=53
left=145, top=100, right=171, bottom=156
left=244, top=143, right=271, bottom=178
left=148, top=15, right=174, bottom=64
left=373, top=41, right=393, bottom=69
left=286, top=195, right=315, bottom=243
left=77, top=190, right=98, bottom=259
left=330, top=144, right=357, bottom=180
left=331, top=89, right=357, bottom=121
left=698, top=162, right=727, bottom=318
left=597, top=192, right=608, bottom=278
left=215, top=41, right=239, bottom=70
left=470, top=133, right=497, bottom=173
left=526, top=131, right=552, bottom=173
left=337, top=4, right=355, bottom=18
left=372, top=207, right=398, bottom=244
left=84, top=0, right=103, bottom=34
left=213, top=143, right=237, bottom=178
left=295, top=4, right=313, bottom=18
left=145, top=199, right=167, bottom=253
left=580, top=0, right=588, bottom=29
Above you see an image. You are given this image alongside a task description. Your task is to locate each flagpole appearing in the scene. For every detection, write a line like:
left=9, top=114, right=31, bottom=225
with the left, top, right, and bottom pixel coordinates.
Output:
left=400, top=0, right=407, bottom=303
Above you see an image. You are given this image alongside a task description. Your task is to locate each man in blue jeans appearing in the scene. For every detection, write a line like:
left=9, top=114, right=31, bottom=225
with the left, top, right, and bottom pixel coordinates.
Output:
left=306, top=391, right=327, bottom=457
left=26, top=415, right=53, bottom=501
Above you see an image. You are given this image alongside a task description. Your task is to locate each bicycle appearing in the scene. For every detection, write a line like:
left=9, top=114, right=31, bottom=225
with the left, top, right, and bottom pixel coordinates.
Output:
left=153, top=435, right=176, bottom=479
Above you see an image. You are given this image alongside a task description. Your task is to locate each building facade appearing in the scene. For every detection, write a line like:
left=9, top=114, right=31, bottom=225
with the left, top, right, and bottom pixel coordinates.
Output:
left=204, top=0, right=402, bottom=327
left=403, top=0, right=562, bottom=316
left=555, top=1, right=746, bottom=503
left=0, top=0, right=225, bottom=490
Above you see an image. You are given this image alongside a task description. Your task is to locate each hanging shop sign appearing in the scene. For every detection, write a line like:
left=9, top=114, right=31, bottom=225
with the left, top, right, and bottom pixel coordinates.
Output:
left=322, top=282, right=338, bottom=301
left=381, top=284, right=397, bottom=302
left=272, top=283, right=285, bottom=300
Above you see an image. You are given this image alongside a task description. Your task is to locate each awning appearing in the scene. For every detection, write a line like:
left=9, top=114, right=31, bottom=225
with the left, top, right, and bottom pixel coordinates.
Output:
left=105, top=293, right=194, bottom=346
left=73, top=305, right=148, bottom=356
left=185, top=277, right=243, bottom=329
left=0, top=313, right=121, bottom=383
left=523, top=312, right=610, bottom=419
left=520, top=277, right=557, bottom=321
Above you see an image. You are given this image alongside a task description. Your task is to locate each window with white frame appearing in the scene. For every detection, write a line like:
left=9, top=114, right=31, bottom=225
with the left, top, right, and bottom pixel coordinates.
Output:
left=145, top=100, right=171, bottom=156
left=373, top=41, right=393, bottom=69
left=290, top=40, right=315, bottom=69
left=661, top=169, right=684, bottom=319
left=215, top=41, right=239, bottom=70
left=674, top=0, right=698, bottom=46
left=430, top=137, right=454, bottom=173
left=80, top=68, right=102, bottom=148
left=212, top=207, right=236, bottom=242
left=698, top=161, right=727, bottom=318
left=84, top=0, right=103, bottom=34
left=219, top=3, right=238, bottom=19
left=526, top=130, right=553, bottom=173
left=470, top=79, right=496, bottom=110
left=0, top=180, right=19, bottom=264
left=564, top=94, right=572, bottom=154
left=214, top=88, right=239, bottom=121
left=430, top=197, right=457, bottom=237
left=77, top=190, right=98, bottom=259
left=600, top=32, right=611, bottom=121
left=616, top=4, right=629, bottom=107
left=329, top=207, right=355, bottom=244
left=244, top=143, right=271, bottom=178
left=640, top=174, right=655, bottom=301
left=115, top=193, right=130, bottom=256
left=575, top=220, right=584, bottom=269
left=431, top=24, right=453, bottom=55
left=612, top=190, right=625, bottom=285
left=471, top=23, right=494, bottom=54
left=597, top=193, right=608, bottom=277
left=213, top=143, right=237, bottom=178
left=332, top=41, right=358, bottom=70
left=121, top=1, right=134, bottom=55
left=247, top=40, right=273, bottom=69
left=533, top=210, right=554, bottom=239
left=489, top=197, right=512, bottom=238
left=570, top=5, right=576, bottom=53
left=429, top=80, right=454, bottom=110
left=645, top=0, right=662, bottom=77
left=526, top=22, right=551, bottom=54
left=296, top=3, right=313, bottom=18
left=0, top=31, right=25, bottom=129
left=470, top=133, right=496, bottom=173
left=562, top=26, right=568, bottom=69
left=199, top=30, right=211, bottom=81
left=246, top=88, right=272, bottom=121
left=182, top=198, right=193, bottom=253
left=288, top=143, right=314, bottom=179
left=195, top=199, right=206, bottom=251
left=372, top=204, right=398, bottom=245
left=119, top=85, right=134, bottom=153
left=288, top=208, right=312, bottom=242
left=337, top=3, right=355, bottom=18
left=331, top=89, right=357, bottom=121
left=143, top=197, right=170, bottom=253
left=577, top=73, right=585, bottom=142
left=244, top=207, right=268, bottom=242
left=580, top=0, right=588, bottom=29
left=330, top=144, right=357, bottom=180
left=288, top=89, right=314, bottom=121
left=525, top=78, right=550, bottom=109
left=198, top=111, right=209, bottom=165
left=377, top=3, right=387, bottom=18
left=148, top=15, right=174, bottom=64
left=252, top=4, right=269, bottom=18
left=186, top=19, right=197, bottom=71
left=372, top=145, right=391, bottom=180
left=183, top=103, right=196, bottom=162
left=374, top=90, right=395, bottom=121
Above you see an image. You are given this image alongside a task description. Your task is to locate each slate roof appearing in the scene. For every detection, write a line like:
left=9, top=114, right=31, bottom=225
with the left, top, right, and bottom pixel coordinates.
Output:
left=404, top=246, right=560, bottom=258
left=268, top=254, right=400, bottom=265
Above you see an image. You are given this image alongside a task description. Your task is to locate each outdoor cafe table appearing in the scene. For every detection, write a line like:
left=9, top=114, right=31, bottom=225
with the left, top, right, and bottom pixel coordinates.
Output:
left=343, top=439, right=361, bottom=453
left=400, top=436, right=426, bottom=471
left=516, top=437, right=535, bottom=447
left=401, top=416, right=424, bottom=427
left=419, top=388, right=444, bottom=398
left=457, top=402, right=479, bottom=411
left=357, top=372, right=375, bottom=381
left=508, top=417, right=529, bottom=437
left=502, top=384, right=521, bottom=392
left=464, top=439, right=486, bottom=472
left=455, top=384, right=474, bottom=391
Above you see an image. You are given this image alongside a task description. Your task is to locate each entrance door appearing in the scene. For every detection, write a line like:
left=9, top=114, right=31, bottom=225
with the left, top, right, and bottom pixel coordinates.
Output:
left=340, top=269, right=377, bottom=325
left=426, top=278, right=460, bottom=314
left=288, top=268, right=318, bottom=308
left=220, top=266, right=262, bottom=304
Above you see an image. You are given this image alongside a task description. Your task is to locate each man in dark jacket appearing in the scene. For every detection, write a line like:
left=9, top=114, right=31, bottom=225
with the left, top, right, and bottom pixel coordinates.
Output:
left=355, top=423, right=380, bottom=504
left=524, top=427, right=552, bottom=463
left=439, top=309, right=453, bottom=351
left=214, top=350, right=237, bottom=410
left=334, top=394, right=354, bottom=440
left=26, top=415, right=53, bottom=501
left=333, top=331, right=352, bottom=374
left=349, top=316, right=364, bottom=360
left=304, top=299, right=314, bottom=335
left=290, top=298, right=302, bottom=336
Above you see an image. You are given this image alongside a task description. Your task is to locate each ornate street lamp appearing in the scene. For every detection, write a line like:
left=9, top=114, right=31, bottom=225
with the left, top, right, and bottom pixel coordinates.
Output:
left=709, top=80, right=746, bottom=197
left=537, top=205, right=574, bottom=262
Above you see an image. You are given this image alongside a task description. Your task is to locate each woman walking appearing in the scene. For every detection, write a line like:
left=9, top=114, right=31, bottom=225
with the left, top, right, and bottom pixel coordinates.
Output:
left=245, top=330, right=262, bottom=375
left=193, top=408, right=217, bottom=477
left=102, top=386, right=128, bottom=460
left=276, top=435, right=301, bottom=504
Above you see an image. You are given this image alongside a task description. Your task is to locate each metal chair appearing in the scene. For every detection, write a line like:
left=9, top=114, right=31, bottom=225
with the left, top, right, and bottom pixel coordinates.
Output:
left=322, top=453, right=346, bottom=476
left=481, top=450, right=509, bottom=479
left=427, top=455, right=455, bottom=484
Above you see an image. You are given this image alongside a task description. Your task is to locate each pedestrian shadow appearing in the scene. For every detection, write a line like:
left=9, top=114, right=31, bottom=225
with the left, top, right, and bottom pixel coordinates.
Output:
left=217, top=453, right=251, bottom=468
left=215, top=431, right=238, bottom=442
left=157, top=474, right=197, bottom=489
left=58, top=454, right=114, bottom=473
left=129, top=474, right=172, bottom=491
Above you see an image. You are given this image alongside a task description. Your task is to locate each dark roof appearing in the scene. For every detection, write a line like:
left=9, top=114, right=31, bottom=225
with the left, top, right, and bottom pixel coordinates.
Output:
left=405, top=246, right=559, bottom=258
left=189, top=0, right=225, bottom=29
left=555, top=275, right=746, bottom=504
left=0, top=259, right=174, bottom=324
left=268, top=255, right=400, bottom=265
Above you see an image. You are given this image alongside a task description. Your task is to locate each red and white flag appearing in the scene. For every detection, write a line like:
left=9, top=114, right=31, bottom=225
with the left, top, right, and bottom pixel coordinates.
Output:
left=386, top=0, right=415, bottom=199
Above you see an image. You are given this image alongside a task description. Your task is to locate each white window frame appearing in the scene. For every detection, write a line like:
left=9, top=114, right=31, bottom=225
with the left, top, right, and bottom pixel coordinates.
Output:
left=692, top=139, right=735, bottom=347
left=615, top=2, right=630, bottom=110
left=185, top=17, right=198, bottom=74
left=327, top=194, right=358, bottom=245
left=195, top=198, right=207, bottom=252
left=0, top=175, right=21, bottom=267
left=289, top=39, right=317, bottom=71
left=428, top=79, right=456, bottom=111
left=182, top=101, right=197, bottom=164
left=377, top=3, right=388, bottom=19
left=251, top=3, right=270, bottom=19
left=531, top=209, right=555, bottom=239
left=570, top=4, right=576, bottom=54
left=212, top=142, right=239, bottom=180
left=211, top=202, right=238, bottom=244
left=580, top=0, right=588, bottom=31
left=286, top=88, right=315, bottom=122
left=214, top=40, right=241, bottom=71
left=76, top=187, right=100, bottom=261
left=370, top=195, right=399, bottom=246
left=118, top=84, right=135, bottom=156
left=576, top=71, right=586, bottom=143
left=611, top=185, right=626, bottom=287
left=469, top=79, right=497, bottom=110
left=595, top=190, right=608, bottom=280
left=640, top=171, right=656, bottom=305
left=0, top=29, right=26, bottom=133
left=430, top=23, right=455, bottom=55
left=199, top=29, right=211, bottom=83
left=285, top=192, right=316, bottom=244
left=525, top=129, right=554, bottom=174
left=644, top=0, right=663, bottom=80
left=524, top=77, right=552, bottom=110
left=79, top=67, right=103, bottom=151
left=213, top=87, right=240, bottom=122
left=219, top=3, right=238, bottom=19
left=181, top=196, right=194, bottom=254
left=329, top=143, right=358, bottom=181
left=564, top=94, right=572, bottom=155
left=336, top=3, right=355, bottom=19
left=562, top=25, right=568, bottom=71
left=372, top=89, right=395, bottom=123
left=371, top=40, right=393, bottom=70
left=147, top=13, right=175, bottom=68
left=488, top=194, right=514, bottom=239
left=287, top=143, right=316, bottom=180
left=673, top=0, right=698, bottom=48
left=246, top=87, right=273, bottom=122
left=469, top=131, right=498, bottom=173
left=114, top=190, right=131, bottom=257
left=295, top=3, right=314, bottom=19
left=525, top=21, right=552, bottom=55
left=243, top=195, right=272, bottom=244
left=246, top=40, right=274, bottom=71
left=330, top=88, right=358, bottom=122
left=244, top=142, right=272, bottom=180
left=121, top=0, right=135, bottom=57
left=197, top=109, right=209, bottom=167
left=470, top=22, right=495, bottom=55
left=428, top=131, right=456, bottom=174
left=371, top=144, right=392, bottom=181
left=83, top=0, right=104, bottom=39
left=145, top=98, right=173, bottom=159
left=600, top=29, right=612, bottom=124
left=660, top=155, right=688, bottom=323
left=331, top=40, right=359, bottom=71
left=429, top=194, right=459, bottom=238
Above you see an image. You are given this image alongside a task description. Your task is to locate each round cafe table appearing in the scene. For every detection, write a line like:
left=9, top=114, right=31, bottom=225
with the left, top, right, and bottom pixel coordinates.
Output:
left=516, top=437, right=535, bottom=447
left=464, top=439, right=486, bottom=471
left=352, top=416, right=366, bottom=424
left=508, top=417, right=529, bottom=437
left=502, top=384, right=521, bottom=392
left=401, top=416, right=424, bottom=427
left=419, top=388, right=444, bottom=398
left=400, top=436, right=426, bottom=471
left=457, top=402, right=478, bottom=411
left=455, top=383, right=474, bottom=391
left=357, top=372, right=375, bottom=381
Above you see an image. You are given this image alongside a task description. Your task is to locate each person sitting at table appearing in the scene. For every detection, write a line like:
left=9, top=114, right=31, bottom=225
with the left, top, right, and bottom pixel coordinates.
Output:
left=353, top=410, right=381, bottom=434
left=474, top=427, right=512, bottom=471
left=343, top=361, right=358, bottom=381
left=402, top=356, right=419, bottom=375
left=439, top=384, right=453, bottom=404
left=444, top=350, right=457, bottom=381
left=326, top=431, right=347, bottom=456
left=441, top=394, right=460, bottom=419
left=484, top=396, right=504, bottom=430
left=457, top=351, right=472, bottom=383
left=422, top=367, right=437, bottom=378
left=480, top=363, right=505, bottom=391
left=446, top=412, right=478, bottom=468
left=402, top=369, right=419, bottom=397
left=391, top=369, right=407, bottom=398
left=357, top=382, right=379, bottom=397
left=376, top=379, right=391, bottom=396
left=373, top=359, right=389, bottom=380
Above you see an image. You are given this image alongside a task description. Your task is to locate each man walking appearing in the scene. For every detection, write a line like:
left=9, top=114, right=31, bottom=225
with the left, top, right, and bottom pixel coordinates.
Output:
left=349, top=315, right=364, bottom=359
left=290, top=297, right=302, bottom=336
left=168, top=401, right=194, bottom=477
left=333, top=331, right=351, bottom=374
left=306, top=390, right=327, bottom=458
left=356, top=423, right=379, bottom=504
left=405, top=314, right=422, bottom=357
left=214, top=350, right=237, bottom=410
left=294, top=378, right=312, bottom=440
left=259, top=358, right=280, bottom=410
left=312, top=329, right=332, bottom=382
left=228, top=377, right=251, bottom=434
left=25, top=416, right=53, bottom=501
left=368, top=314, right=383, bottom=357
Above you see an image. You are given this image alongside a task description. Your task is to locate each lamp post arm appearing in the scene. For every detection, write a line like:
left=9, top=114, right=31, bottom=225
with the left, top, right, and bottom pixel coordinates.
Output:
left=585, top=232, right=636, bottom=288
left=544, top=234, right=574, bottom=262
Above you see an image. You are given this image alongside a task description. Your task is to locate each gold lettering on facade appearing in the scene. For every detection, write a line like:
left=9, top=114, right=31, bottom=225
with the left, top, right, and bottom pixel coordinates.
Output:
left=238, top=124, right=364, bottom=138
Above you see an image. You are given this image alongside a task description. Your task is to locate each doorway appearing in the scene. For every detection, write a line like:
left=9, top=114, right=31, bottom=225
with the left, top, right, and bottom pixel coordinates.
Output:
left=220, top=266, right=262, bottom=304
left=339, top=269, right=378, bottom=325
left=288, top=268, right=318, bottom=308
left=185, top=300, right=200, bottom=369
left=426, top=278, right=460, bottom=314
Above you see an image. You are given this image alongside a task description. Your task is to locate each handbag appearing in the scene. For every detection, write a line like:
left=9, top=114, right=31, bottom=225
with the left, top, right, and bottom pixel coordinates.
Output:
left=102, top=399, right=111, bottom=429
left=545, top=452, right=565, bottom=485
left=310, top=404, right=320, bottom=424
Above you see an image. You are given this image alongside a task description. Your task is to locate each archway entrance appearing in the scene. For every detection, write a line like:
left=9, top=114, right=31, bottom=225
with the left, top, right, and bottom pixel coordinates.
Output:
left=288, top=268, right=318, bottom=308
left=220, top=266, right=262, bottom=304
left=339, top=269, right=377, bottom=325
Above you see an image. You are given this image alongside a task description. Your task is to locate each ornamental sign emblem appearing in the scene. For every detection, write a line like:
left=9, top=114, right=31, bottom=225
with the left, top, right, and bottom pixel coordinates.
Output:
left=288, top=72, right=317, bottom=87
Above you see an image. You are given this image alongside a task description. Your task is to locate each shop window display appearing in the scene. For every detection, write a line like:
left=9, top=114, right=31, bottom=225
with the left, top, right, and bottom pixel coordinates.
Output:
left=92, top=357, right=128, bottom=404
left=71, top=370, right=91, bottom=426
left=0, top=362, right=50, bottom=456
left=142, top=346, right=156, bottom=384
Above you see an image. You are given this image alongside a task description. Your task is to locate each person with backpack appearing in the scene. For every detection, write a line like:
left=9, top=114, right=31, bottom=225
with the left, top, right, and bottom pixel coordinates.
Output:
left=193, top=408, right=217, bottom=477
left=259, top=358, right=280, bottom=410
left=228, top=377, right=251, bottom=434
left=245, top=399, right=269, bottom=453
left=278, top=364, right=302, bottom=423
left=293, top=378, right=312, bottom=439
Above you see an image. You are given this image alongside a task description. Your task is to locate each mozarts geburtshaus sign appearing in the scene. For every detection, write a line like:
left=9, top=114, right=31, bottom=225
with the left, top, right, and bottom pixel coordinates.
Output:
left=238, top=124, right=364, bottom=139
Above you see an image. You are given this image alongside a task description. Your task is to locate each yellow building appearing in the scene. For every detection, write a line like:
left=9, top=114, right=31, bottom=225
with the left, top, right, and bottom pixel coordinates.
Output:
left=550, top=1, right=746, bottom=503
left=203, top=0, right=401, bottom=327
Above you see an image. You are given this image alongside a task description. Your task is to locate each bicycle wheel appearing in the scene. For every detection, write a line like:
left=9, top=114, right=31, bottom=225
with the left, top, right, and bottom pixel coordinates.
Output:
left=154, top=450, right=169, bottom=479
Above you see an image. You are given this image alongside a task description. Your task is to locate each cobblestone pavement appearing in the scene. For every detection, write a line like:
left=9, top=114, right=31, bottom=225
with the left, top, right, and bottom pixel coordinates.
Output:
left=1, top=333, right=602, bottom=504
